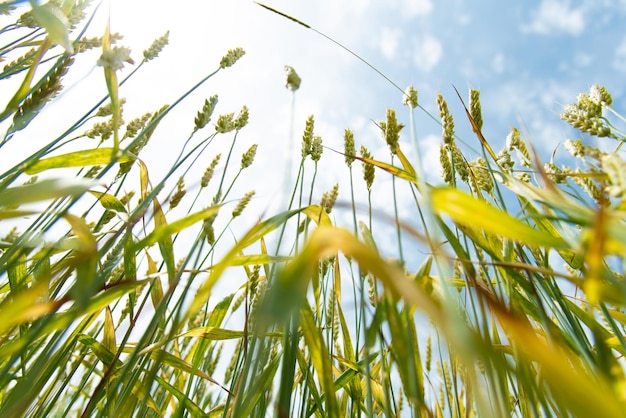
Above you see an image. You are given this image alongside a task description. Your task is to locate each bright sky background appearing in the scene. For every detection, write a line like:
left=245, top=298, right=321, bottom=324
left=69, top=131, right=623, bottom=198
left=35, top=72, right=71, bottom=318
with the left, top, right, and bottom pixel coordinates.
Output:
left=3, top=0, right=626, bottom=267
left=96, top=0, right=626, bottom=191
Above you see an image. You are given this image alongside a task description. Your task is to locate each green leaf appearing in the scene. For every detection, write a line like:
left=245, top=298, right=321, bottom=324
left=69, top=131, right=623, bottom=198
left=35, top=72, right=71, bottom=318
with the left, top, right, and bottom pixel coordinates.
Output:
left=0, top=209, right=38, bottom=219
left=301, top=204, right=332, bottom=226
left=300, top=303, right=338, bottom=416
left=152, top=196, right=175, bottom=284
left=0, top=178, right=96, bottom=207
left=88, top=190, right=127, bottom=212
left=24, top=148, right=134, bottom=174
left=179, top=327, right=281, bottom=341
left=103, top=306, right=116, bottom=353
left=101, top=22, right=121, bottom=150
left=64, top=214, right=98, bottom=309
left=133, top=206, right=220, bottom=251
left=396, top=147, right=416, bottom=177
left=30, top=2, right=73, bottom=53
left=357, top=154, right=417, bottom=183
left=228, top=254, right=290, bottom=267
left=152, top=376, right=205, bottom=417
left=206, top=292, right=235, bottom=327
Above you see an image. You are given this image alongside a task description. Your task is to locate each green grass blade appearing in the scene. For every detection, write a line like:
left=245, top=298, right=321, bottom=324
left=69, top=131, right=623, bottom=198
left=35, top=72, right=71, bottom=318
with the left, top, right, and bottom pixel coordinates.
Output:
left=133, top=206, right=220, bottom=251
left=432, top=187, right=570, bottom=250
left=300, top=302, right=339, bottom=416
left=88, top=190, right=127, bottom=213
left=0, top=178, right=96, bottom=207
left=24, top=148, right=134, bottom=174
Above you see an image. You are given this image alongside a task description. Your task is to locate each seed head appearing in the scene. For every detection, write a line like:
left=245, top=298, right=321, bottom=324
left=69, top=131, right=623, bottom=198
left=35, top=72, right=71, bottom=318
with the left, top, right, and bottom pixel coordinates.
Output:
left=437, top=93, right=455, bottom=145
left=360, top=145, right=375, bottom=191
left=469, top=89, right=483, bottom=131
left=572, top=168, right=602, bottom=203
left=561, top=86, right=614, bottom=138
left=12, top=55, right=73, bottom=132
left=169, top=177, right=186, bottom=209
left=220, top=48, right=245, bottom=68
left=215, top=113, right=235, bottom=134
left=97, top=46, right=134, bottom=72
left=440, top=145, right=453, bottom=184
left=602, top=153, right=626, bottom=199
left=451, top=143, right=469, bottom=182
left=143, top=31, right=169, bottom=62
left=234, top=105, right=249, bottom=130
left=284, top=65, right=301, bottom=91
left=302, top=115, right=315, bottom=157
left=241, top=144, right=257, bottom=169
left=379, top=108, right=404, bottom=155
left=201, top=154, right=221, bottom=187
left=544, top=161, right=568, bottom=184
left=590, top=84, right=612, bottom=107
left=344, top=129, right=356, bottom=167
left=97, top=98, right=127, bottom=117
left=124, top=112, right=152, bottom=140
left=194, top=95, right=218, bottom=132
left=403, top=85, right=418, bottom=108
left=564, top=139, right=585, bottom=158
left=232, top=191, right=255, bottom=218
left=505, top=127, right=521, bottom=150
left=311, top=136, right=323, bottom=162
left=320, top=183, right=339, bottom=213
left=203, top=215, right=216, bottom=245
left=469, top=157, right=493, bottom=195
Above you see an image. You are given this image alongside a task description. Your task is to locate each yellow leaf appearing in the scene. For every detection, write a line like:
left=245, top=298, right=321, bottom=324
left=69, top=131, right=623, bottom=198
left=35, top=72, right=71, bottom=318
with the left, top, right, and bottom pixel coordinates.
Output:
left=432, top=187, right=570, bottom=250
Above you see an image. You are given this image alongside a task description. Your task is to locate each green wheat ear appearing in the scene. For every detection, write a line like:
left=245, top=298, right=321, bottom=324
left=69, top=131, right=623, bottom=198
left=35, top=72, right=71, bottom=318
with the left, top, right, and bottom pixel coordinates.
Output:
left=360, top=145, right=375, bottom=190
left=343, top=129, right=356, bottom=167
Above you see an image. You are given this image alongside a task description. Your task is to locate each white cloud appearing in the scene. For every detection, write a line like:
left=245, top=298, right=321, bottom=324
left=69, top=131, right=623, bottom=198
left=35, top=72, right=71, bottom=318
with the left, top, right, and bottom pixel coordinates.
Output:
left=491, top=53, right=506, bottom=74
left=402, top=0, right=433, bottom=18
left=456, top=14, right=472, bottom=25
left=378, top=27, right=401, bottom=60
left=412, top=34, right=442, bottom=72
left=522, top=0, right=585, bottom=36
left=614, top=37, right=626, bottom=71
left=574, top=51, right=592, bottom=67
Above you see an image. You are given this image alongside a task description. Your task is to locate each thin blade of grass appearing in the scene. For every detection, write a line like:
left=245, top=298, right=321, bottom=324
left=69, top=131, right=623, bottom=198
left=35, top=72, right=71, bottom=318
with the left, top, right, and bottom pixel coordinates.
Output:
left=133, top=206, right=220, bottom=251
left=232, top=355, right=280, bottom=417
left=153, top=376, right=205, bottom=417
left=64, top=214, right=98, bottom=309
left=152, top=193, right=175, bottom=284
left=301, top=302, right=339, bottom=415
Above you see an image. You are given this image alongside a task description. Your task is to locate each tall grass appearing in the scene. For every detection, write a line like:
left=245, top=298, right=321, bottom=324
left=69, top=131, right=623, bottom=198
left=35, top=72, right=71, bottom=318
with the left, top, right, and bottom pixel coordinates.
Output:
left=1, top=2, right=626, bottom=417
